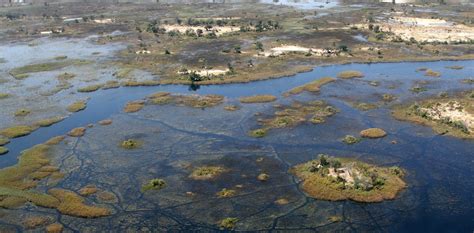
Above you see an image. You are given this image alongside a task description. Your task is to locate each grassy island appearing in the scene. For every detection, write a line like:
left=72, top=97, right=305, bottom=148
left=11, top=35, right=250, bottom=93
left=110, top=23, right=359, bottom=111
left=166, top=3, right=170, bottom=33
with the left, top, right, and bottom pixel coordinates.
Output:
left=290, top=155, right=406, bottom=202
left=148, top=92, right=224, bottom=108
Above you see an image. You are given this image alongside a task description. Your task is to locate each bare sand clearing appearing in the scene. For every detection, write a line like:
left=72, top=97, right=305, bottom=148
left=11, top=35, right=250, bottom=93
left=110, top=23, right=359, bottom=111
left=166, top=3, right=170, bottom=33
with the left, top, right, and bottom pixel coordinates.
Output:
left=178, top=68, right=229, bottom=77
left=194, top=69, right=228, bottom=76
left=362, top=16, right=474, bottom=43
left=421, top=101, right=474, bottom=131
left=93, top=19, right=113, bottom=24
left=261, top=45, right=340, bottom=57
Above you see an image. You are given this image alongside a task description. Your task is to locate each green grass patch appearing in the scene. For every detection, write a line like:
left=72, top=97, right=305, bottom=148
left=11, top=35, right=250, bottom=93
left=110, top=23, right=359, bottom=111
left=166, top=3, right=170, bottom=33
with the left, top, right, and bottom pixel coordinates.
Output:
left=9, top=60, right=90, bottom=79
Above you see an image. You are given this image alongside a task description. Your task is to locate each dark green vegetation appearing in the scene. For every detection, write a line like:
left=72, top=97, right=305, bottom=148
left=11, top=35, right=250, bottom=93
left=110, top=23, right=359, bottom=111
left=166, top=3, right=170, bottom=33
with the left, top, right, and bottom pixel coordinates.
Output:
left=142, top=178, right=166, bottom=191
left=342, top=135, right=361, bottom=145
left=120, top=139, right=143, bottom=149
left=219, top=217, right=239, bottom=230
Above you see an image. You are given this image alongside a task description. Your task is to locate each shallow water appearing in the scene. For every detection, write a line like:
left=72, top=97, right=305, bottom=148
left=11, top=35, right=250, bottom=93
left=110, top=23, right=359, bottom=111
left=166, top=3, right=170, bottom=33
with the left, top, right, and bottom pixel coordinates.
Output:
left=259, top=0, right=339, bottom=9
left=0, top=59, right=473, bottom=232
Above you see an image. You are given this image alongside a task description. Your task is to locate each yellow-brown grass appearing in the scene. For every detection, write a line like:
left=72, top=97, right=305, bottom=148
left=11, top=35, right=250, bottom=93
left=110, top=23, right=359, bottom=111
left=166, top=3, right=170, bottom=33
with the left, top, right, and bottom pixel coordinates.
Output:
left=123, top=100, right=145, bottom=113
left=239, top=95, right=277, bottom=103
left=284, top=77, right=335, bottom=96
left=67, top=101, right=87, bottom=112
left=68, top=127, right=86, bottom=137
left=48, top=188, right=111, bottom=218
left=337, top=70, right=364, bottom=79
left=360, top=128, right=387, bottom=138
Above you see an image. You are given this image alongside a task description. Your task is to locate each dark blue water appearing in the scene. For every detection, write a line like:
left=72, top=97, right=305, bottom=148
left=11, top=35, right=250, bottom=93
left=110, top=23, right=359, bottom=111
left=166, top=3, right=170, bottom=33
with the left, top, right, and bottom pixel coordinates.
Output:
left=2, top=60, right=472, bottom=168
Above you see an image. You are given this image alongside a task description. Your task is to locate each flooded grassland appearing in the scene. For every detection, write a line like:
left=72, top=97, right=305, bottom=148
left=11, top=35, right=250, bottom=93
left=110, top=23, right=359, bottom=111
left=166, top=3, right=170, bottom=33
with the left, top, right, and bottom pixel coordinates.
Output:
left=0, top=1, right=473, bottom=232
left=0, top=58, right=473, bottom=232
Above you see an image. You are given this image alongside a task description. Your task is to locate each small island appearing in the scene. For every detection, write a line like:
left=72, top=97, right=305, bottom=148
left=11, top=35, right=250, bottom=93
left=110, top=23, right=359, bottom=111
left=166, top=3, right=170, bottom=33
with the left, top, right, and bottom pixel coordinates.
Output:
left=290, top=155, right=406, bottom=203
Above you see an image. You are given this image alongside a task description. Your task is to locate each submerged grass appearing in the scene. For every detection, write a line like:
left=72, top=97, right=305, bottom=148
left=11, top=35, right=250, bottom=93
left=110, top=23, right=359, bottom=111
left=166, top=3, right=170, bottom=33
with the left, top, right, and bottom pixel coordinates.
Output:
left=48, top=188, right=111, bottom=218
left=249, top=101, right=338, bottom=137
left=352, top=102, right=378, bottom=111
left=0, top=144, right=61, bottom=209
left=9, top=60, right=90, bottom=79
left=190, top=166, right=226, bottom=180
left=446, top=65, right=463, bottom=70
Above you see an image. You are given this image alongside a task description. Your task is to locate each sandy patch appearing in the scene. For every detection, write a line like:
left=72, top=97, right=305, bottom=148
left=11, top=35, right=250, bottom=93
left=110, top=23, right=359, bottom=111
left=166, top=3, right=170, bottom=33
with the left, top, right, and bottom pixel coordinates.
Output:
left=421, top=101, right=474, bottom=131
left=93, top=19, right=113, bottom=24
left=261, top=45, right=340, bottom=57
left=360, top=16, right=474, bottom=43
left=178, top=68, right=229, bottom=77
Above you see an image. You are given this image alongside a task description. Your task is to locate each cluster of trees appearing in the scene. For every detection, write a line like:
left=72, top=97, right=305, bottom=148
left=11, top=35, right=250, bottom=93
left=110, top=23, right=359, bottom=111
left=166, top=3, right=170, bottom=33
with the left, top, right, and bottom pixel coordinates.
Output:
left=146, top=20, right=165, bottom=34
left=4, top=13, right=25, bottom=20
left=255, top=20, right=281, bottom=32
left=184, top=17, right=236, bottom=27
